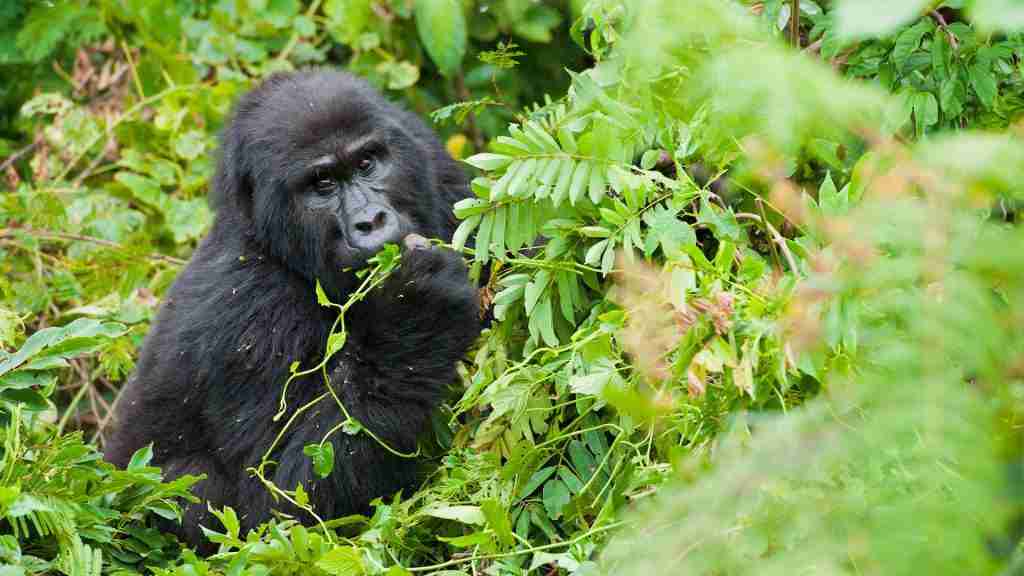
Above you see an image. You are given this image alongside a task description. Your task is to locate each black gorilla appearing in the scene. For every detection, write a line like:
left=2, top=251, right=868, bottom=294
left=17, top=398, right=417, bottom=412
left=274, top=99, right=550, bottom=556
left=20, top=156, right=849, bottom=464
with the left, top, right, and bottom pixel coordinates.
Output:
left=104, top=70, right=481, bottom=549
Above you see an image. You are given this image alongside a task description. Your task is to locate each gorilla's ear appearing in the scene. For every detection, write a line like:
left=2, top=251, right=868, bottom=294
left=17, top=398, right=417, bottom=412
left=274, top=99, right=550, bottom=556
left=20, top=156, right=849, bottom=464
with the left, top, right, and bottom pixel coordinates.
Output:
left=210, top=121, right=254, bottom=218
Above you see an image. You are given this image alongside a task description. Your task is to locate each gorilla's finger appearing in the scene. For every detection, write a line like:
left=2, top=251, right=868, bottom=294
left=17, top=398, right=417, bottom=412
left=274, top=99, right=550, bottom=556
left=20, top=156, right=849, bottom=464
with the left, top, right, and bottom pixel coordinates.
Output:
left=403, top=234, right=431, bottom=251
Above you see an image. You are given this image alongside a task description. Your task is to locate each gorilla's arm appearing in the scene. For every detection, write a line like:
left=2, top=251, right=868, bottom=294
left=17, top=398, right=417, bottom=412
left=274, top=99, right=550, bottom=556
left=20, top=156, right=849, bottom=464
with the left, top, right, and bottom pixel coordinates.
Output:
left=345, top=242, right=481, bottom=418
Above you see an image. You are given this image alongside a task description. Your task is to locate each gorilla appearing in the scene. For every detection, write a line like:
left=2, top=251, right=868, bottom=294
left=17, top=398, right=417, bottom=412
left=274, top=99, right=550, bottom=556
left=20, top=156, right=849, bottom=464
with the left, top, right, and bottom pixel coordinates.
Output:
left=104, top=70, right=482, bottom=550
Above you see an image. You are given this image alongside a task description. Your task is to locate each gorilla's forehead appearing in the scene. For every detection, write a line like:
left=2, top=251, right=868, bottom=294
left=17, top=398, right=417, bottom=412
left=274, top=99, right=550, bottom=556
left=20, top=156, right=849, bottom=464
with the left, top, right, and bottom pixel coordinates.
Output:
left=266, top=93, right=383, bottom=147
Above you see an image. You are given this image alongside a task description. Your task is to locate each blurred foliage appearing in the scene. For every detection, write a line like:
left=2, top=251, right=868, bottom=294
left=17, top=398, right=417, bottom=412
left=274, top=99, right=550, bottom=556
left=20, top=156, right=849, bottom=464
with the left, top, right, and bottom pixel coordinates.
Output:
left=1, top=0, right=1023, bottom=574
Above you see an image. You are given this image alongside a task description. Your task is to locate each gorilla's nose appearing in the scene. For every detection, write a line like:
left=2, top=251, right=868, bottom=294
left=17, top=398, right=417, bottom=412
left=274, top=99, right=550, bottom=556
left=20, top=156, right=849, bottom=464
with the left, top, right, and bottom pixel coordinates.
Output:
left=349, top=204, right=399, bottom=251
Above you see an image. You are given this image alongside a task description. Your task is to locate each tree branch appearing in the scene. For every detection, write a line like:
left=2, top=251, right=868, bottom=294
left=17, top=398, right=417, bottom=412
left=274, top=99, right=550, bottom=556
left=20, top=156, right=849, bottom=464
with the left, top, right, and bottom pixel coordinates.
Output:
left=0, top=227, right=186, bottom=265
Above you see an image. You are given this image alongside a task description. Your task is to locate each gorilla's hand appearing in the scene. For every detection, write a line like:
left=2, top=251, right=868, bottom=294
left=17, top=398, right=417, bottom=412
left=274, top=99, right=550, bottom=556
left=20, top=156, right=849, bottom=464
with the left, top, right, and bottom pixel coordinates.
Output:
left=346, top=235, right=481, bottom=402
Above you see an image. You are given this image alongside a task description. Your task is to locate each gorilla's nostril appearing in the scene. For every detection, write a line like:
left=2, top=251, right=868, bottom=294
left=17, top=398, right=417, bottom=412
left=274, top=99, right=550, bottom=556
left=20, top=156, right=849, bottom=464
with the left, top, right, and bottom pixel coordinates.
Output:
left=349, top=205, right=398, bottom=250
left=354, top=209, right=388, bottom=235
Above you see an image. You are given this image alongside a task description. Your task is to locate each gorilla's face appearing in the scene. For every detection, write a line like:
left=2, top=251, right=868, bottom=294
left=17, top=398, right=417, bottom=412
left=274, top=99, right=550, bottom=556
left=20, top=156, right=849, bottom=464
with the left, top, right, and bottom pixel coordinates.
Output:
left=217, top=72, right=452, bottom=296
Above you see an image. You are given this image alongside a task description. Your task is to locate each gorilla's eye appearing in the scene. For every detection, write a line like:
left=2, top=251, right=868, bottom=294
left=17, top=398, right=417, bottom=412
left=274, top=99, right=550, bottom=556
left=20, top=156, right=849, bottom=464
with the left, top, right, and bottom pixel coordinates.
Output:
left=356, top=154, right=376, bottom=175
left=313, top=171, right=336, bottom=195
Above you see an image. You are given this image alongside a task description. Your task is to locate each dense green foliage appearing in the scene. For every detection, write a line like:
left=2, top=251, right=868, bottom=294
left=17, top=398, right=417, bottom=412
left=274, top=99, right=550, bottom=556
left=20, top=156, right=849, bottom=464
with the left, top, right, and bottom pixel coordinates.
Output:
left=1, top=0, right=1023, bottom=574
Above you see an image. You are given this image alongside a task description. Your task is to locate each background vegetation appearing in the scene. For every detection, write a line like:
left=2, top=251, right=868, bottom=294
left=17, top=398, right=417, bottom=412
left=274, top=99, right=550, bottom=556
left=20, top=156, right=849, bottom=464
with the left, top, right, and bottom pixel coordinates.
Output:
left=1, top=0, right=1022, bottom=574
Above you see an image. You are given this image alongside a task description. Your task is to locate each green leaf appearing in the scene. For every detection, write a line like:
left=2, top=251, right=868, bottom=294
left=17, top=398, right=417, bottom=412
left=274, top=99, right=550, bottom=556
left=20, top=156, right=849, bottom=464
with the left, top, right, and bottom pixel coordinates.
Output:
left=568, top=439, right=597, bottom=481
left=892, top=19, right=933, bottom=70
left=507, top=158, right=536, bottom=198
left=578, top=226, right=611, bottom=238
left=326, top=332, right=347, bottom=358
left=324, top=0, right=372, bottom=44
left=316, top=281, right=333, bottom=307
left=940, top=76, right=964, bottom=118
left=490, top=205, right=507, bottom=259
left=423, top=504, right=486, bottom=525
left=304, top=443, right=336, bottom=479
left=414, top=0, right=467, bottom=77
left=524, top=272, right=548, bottom=315
left=127, top=444, right=154, bottom=471
left=558, top=466, right=585, bottom=494
left=518, top=466, right=557, bottom=499
left=541, top=479, right=570, bottom=519
left=315, top=546, right=365, bottom=576
left=173, top=130, right=206, bottom=161
left=481, top=499, right=515, bottom=547
left=474, top=212, right=493, bottom=263
left=568, top=160, right=591, bottom=206
left=166, top=198, right=212, bottom=244
left=115, top=172, right=170, bottom=213
left=969, top=56, right=998, bottom=109
left=912, top=91, right=939, bottom=134
left=452, top=214, right=481, bottom=252
left=818, top=171, right=849, bottom=217
left=551, top=159, right=576, bottom=206
left=588, top=164, right=608, bottom=204
left=585, top=239, right=609, bottom=267
left=464, top=153, right=514, bottom=171
left=535, top=297, right=558, bottom=347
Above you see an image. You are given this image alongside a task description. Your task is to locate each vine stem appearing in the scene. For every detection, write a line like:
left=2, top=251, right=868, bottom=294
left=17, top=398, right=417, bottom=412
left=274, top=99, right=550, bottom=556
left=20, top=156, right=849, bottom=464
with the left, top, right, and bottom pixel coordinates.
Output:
left=405, top=520, right=628, bottom=572
left=789, top=0, right=800, bottom=46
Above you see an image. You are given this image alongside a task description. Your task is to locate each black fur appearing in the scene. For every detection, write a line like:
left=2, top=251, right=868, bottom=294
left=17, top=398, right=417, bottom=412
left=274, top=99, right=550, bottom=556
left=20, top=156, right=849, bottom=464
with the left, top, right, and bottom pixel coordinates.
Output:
left=104, top=70, right=481, bottom=550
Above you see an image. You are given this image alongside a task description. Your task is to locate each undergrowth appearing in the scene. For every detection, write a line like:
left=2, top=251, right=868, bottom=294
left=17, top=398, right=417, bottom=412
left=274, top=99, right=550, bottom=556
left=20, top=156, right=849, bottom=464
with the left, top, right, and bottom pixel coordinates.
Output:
left=1, top=1, right=1023, bottom=575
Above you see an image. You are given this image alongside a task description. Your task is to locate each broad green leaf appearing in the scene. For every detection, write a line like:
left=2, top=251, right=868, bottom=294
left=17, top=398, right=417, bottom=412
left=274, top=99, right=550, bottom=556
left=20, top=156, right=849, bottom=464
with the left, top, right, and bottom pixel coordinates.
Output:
left=818, top=171, right=849, bottom=217
left=892, top=19, right=933, bottom=71
left=541, top=479, right=570, bottom=519
left=558, top=466, right=585, bottom=494
left=303, top=443, right=335, bottom=479
left=969, top=56, right=998, bottom=109
left=173, top=130, right=206, bottom=161
left=912, top=91, right=939, bottom=134
left=115, top=172, right=171, bottom=213
left=423, top=504, right=486, bottom=525
left=127, top=444, right=154, bottom=471
left=518, top=466, right=557, bottom=499
left=315, top=546, right=366, bottom=576
left=167, top=198, right=212, bottom=244
left=568, top=439, right=598, bottom=481
left=324, top=0, right=372, bottom=44
left=481, top=499, right=515, bottom=547
left=414, top=0, right=466, bottom=77
left=326, top=332, right=347, bottom=358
